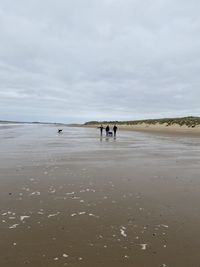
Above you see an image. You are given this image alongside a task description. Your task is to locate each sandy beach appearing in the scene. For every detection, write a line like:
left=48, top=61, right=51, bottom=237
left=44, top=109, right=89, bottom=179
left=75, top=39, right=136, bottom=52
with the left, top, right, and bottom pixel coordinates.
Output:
left=119, top=123, right=200, bottom=136
left=1, top=124, right=200, bottom=267
left=85, top=123, right=200, bottom=136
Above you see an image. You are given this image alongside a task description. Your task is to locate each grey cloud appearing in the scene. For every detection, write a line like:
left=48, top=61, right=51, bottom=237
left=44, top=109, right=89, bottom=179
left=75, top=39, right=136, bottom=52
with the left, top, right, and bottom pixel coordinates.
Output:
left=0, top=0, right=200, bottom=122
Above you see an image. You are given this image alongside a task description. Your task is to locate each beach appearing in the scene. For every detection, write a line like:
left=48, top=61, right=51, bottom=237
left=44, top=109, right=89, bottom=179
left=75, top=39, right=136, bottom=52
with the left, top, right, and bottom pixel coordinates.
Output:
left=85, top=123, right=200, bottom=136
left=119, top=123, right=200, bottom=136
left=1, top=123, right=200, bottom=267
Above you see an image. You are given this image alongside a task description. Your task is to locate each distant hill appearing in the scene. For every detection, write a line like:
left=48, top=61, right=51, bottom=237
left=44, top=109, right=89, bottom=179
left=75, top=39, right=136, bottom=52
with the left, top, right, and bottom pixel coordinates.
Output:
left=0, top=120, right=27, bottom=124
left=0, top=120, right=67, bottom=125
left=84, top=116, right=200, bottom=128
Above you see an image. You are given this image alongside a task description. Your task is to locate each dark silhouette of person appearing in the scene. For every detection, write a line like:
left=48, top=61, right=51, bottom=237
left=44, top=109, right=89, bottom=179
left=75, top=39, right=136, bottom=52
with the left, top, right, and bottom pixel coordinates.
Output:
left=105, top=125, right=110, bottom=136
left=113, top=125, right=117, bottom=137
left=99, top=125, right=104, bottom=136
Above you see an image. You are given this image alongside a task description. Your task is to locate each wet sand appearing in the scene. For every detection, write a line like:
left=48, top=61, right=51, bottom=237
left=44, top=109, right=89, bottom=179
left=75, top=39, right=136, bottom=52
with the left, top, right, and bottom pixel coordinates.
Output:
left=1, top=124, right=200, bottom=267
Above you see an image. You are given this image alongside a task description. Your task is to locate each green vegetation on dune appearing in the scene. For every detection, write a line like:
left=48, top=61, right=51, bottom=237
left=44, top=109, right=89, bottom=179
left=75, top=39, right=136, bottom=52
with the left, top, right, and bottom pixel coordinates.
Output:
left=84, top=116, right=200, bottom=128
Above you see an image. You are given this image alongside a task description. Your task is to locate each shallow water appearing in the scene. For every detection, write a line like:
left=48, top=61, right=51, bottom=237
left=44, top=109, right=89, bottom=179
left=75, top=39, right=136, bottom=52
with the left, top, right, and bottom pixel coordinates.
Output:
left=0, top=124, right=200, bottom=267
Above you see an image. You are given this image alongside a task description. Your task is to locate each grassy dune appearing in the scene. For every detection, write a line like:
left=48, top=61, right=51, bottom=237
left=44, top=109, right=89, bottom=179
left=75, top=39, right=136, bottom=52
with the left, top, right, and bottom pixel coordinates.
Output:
left=84, top=116, right=200, bottom=128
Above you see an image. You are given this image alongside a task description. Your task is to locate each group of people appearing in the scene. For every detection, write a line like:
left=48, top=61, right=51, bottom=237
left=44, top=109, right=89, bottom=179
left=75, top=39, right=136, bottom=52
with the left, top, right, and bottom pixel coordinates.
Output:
left=98, top=124, right=118, bottom=137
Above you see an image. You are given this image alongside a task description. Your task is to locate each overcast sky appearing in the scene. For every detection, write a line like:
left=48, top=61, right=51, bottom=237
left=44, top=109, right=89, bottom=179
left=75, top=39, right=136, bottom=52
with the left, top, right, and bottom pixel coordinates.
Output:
left=0, top=0, right=200, bottom=123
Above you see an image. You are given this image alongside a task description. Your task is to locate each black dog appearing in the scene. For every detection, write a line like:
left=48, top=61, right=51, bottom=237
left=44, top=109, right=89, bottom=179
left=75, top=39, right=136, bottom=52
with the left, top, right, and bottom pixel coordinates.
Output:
left=58, top=129, right=63, bottom=133
left=108, top=131, right=113, bottom=137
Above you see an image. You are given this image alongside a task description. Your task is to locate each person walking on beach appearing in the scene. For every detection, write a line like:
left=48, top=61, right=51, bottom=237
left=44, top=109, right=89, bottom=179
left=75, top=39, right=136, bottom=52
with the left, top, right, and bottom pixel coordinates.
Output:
left=99, top=125, right=104, bottom=136
left=105, top=125, right=110, bottom=136
left=113, top=125, right=117, bottom=137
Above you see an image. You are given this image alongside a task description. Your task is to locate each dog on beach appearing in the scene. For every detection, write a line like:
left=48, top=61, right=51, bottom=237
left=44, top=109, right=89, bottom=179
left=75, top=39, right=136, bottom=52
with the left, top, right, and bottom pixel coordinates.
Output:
left=108, top=131, right=113, bottom=137
left=58, top=129, right=63, bottom=133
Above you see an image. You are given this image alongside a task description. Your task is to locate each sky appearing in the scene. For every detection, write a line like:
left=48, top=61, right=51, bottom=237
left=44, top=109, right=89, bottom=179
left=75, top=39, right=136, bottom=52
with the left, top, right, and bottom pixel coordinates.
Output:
left=0, top=0, right=200, bottom=123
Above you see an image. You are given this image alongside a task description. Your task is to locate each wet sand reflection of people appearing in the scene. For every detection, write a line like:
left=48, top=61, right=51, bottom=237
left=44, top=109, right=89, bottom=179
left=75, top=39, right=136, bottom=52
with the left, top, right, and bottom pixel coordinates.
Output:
left=105, top=136, right=109, bottom=142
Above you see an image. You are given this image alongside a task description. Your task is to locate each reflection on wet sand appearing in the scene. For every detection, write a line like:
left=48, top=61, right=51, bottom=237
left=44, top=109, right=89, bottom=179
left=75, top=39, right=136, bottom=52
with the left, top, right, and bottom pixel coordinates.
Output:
left=0, top=124, right=200, bottom=267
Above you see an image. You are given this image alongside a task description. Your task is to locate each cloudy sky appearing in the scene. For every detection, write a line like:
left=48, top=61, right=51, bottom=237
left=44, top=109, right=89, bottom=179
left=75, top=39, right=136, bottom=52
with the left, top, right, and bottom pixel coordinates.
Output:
left=0, top=0, right=200, bottom=123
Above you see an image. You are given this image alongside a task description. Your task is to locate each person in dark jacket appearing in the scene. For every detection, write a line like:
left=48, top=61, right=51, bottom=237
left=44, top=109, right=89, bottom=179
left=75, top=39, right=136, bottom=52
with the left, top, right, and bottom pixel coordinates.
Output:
left=113, top=125, right=117, bottom=137
left=98, top=125, right=104, bottom=136
left=105, top=125, right=110, bottom=136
